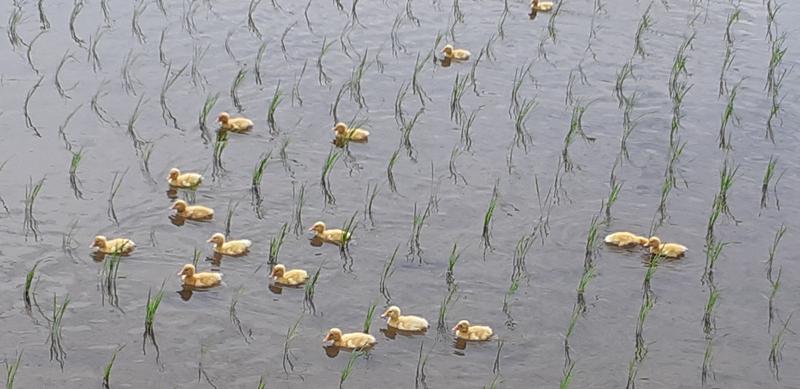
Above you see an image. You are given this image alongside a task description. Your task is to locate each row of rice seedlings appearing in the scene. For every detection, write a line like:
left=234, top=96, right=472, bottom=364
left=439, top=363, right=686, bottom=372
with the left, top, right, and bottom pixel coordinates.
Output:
left=23, top=76, right=44, bottom=137
left=480, top=182, right=499, bottom=256
left=449, top=74, right=469, bottom=124
left=760, top=156, right=781, bottom=209
left=69, top=0, right=85, bottom=46
left=224, top=201, right=239, bottom=238
left=282, top=314, right=303, bottom=374
left=91, top=82, right=118, bottom=126
left=339, top=351, right=365, bottom=389
left=160, top=63, right=188, bottom=129
left=55, top=50, right=80, bottom=98
left=407, top=202, right=431, bottom=261
left=143, top=283, right=165, bottom=355
left=321, top=148, right=342, bottom=205
left=625, top=255, right=663, bottom=389
left=386, top=147, right=401, bottom=193
left=198, top=92, right=219, bottom=144
left=632, top=2, right=653, bottom=59
left=718, top=81, right=741, bottom=150
left=303, top=263, right=323, bottom=314
left=363, top=182, right=379, bottom=225
left=23, top=177, right=45, bottom=240
left=131, top=0, right=148, bottom=43
left=718, top=4, right=740, bottom=96
left=100, top=253, right=122, bottom=309
left=379, top=245, right=399, bottom=304
left=102, top=344, right=125, bottom=389
left=5, top=350, right=23, bottom=389
left=268, top=223, right=289, bottom=266
left=765, top=34, right=787, bottom=142
left=268, top=82, right=284, bottom=133
left=768, top=313, right=792, bottom=380
left=668, top=34, right=694, bottom=147
left=48, top=293, right=70, bottom=367
left=106, top=170, right=127, bottom=225
left=190, top=44, right=209, bottom=88
left=229, top=286, right=253, bottom=343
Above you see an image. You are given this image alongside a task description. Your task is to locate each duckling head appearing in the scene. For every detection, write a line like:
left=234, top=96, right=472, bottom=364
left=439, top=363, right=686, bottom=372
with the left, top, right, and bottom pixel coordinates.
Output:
left=442, top=44, right=454, bottom=56
left=333, top=122, right=348, bottom=134
left=177, top=264, right=196, bottom=277
left=323, top=328, right=343, bottom=343
left=217, top=112, right=230, bottom=124
left=381, top=306, right=401, bottom=319
left=645, top=236, right=662, bottom=248
left=270, top=264, right=286, bottom=278
left=452, top=320, right=470, bottom=333
left=207, top=233, right=226, bottom=246
left=171, top=199, right=188, bottom=212
left=308, top=221, right=326, bottom=233
left=167, top=168, right=181, bottom=181
left=91, top=235, right=108, bottom=248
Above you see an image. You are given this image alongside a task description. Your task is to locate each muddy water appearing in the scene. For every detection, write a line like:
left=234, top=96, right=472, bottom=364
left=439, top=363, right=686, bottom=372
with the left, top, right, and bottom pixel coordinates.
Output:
left=1, top=0, right=800, bottom=387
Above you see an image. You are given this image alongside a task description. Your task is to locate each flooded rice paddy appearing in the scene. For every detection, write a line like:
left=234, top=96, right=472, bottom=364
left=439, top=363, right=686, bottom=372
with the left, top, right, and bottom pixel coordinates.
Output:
left=1, top=0, right=800, bottom=387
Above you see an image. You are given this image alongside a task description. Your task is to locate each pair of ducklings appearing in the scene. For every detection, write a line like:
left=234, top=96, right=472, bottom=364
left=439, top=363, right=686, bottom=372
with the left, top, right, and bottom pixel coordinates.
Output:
left=323, top=308, right=492, bottom=349
left=218, top=110, right=369, bottom=142
left=604, top=232, right=688, bottom=258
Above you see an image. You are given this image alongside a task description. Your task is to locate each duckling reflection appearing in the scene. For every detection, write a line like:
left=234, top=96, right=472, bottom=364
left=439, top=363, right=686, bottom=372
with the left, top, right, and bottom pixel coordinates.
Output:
left=166, top=187, right=178, bottom=199
left=309, top=235, right=324, bottom=247
left=178, top=286, right=194, bottom=301
left=169, top=214, right=186, bottom=226
left=439, top=56, right=453, bottom=67
left=268, top=283, right=284, bottom=295
left=91, top=251, right=107, bottom=262
left=453, top=337, right=468, bottom=352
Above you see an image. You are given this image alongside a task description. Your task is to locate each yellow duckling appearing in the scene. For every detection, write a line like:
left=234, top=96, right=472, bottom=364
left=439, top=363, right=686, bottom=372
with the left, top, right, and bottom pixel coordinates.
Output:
left=323, top=328, right=376, bottom=349
left=604, top=231, right=648, bottom=247
left=381, top=306, right=429, bottom=332
left=177, top=264, right=222, bottom=288
left=217, top=112, right=254, bottom=132
left=171, top=200, right=214, bottom=220
left=333, top=122, right=369, bottom=142
left=452, top=320, right=493, bottom=341
left=167, top=168, right=203, bottom=188
left=645, top=237, right=688, bottom=258
left=90, top=235, right=135, bottom=255
left=308, top=221, right=350, bottom=244
left=270, top=264, right=309, bottom=286
left=442, top=44, right=471, bottom=60
left=531, top=0, right=554, bottom=12
left=207, top=233, right=252, bottom=256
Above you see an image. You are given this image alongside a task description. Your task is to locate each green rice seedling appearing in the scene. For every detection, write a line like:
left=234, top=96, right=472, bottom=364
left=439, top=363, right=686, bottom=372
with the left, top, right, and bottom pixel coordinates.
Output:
left=190, top=44, right=209, bottom=88
left=408, top=203, right=431, bottom=261
left=330, top=82, right=350, bottom=124
left=303, top=263, right=322, bottom=313
left=100, top=252, right=122, bottom=309
left=160, top=62, right=187, bottom=129
left=229, top=287, right=252, bottom=343
left=701, top=338, right=714, bottom=385
left=254, top=41, right=267, bottom=85
left=502, top=275, right=521, bottom=327
left=223, top=201, right=239, bottom=238
left=251, top=151, right=272, bottom=193
left=183, top=0, right=199, bottom=35
left=546, top=0, right=564, bottom=43
left=761, top=156, right=778, bottom=209
left=702, top=288, right=719, bottom=336
left=158, top=28, right=167, bottom=65
left=212, top=131, right=229, bottom=173
left=614, top=61, right=634, bottom=108
left=716, top=159, right=738, bottom=221
left=619, top=92, right=639, bottom=161
left=282, top=314, right=303, bottom=374
left=56, top=50, right=79, bottom=98
left=468, top=49, right=485, bottom=94
left=362, top=303, right=376, bottom=334
left=766, top=224, right=786, bottom=283
left=704, top=240, right=726, bottom=279
left=448, top=146, right=467, bottom=185
left=508, top=65, right=531, bottom=119
left=562, top=100, right=596, bottom=171
left=460, top=109, right=477, bottom=151
left=87, top=26, right=106, bottom=72
left=386, top=147, right=401, bottom=193
left=379, top=245, right=399, bottom=303
left=321, top=148, right=342, bottom=205
left=411, top=52, right=433, bottom=105
left=23, top=177, right=45, bottom=240
left=131, top=0, right=148, bottom=44
left=718, top=81, right=740, bottom=150
left=144, top=284, right=165, bottom=340
left=23, top=76, right=44, bottom=137
left=390, top=12, right=406, bottom=57
left=436, top=284, right=458, bottom=333
left=268, top=223, right=288, bottom=266
left=718, top=44, right=735, bottom=97
left=69, top=148, right=84, bottom=199
left=445, top=242, right=461, bottom=286
left=125, top=95, right=147, bottom=149
left=229, top=66, right=248, bottom=113
left=290, top=183, right=306, bottom=235
left=25, top=31, right=45, bottom=74
left=583, top=215, right=600, bottom=270
left=604, top=178, right=622, bottom=223
left=560, top=360, right=575, bottom=389
left=102, top=344, right=125, bottom=389
left=291, top=60, right=308, bottom=107
left=632, top=2, right=653, bottom=59
left=496, top=0, right=509, bottom=38
left=768, top=267, right=782, bottom=332
left=363, top=182, right=380, bottom=226
left=48, top=293, right=70, bottom=366
left=483, top=33, right=497, bottom=62
left=765, top=34, right=787, bottom=142
left=402, top=109, right=423, bottom=160
left=121, top=50, right=142, bottom=96
left=7, top=5, right=26, bottom=49
left=69, top=0, right=85, bottom=46
left=268, top=82, right=284, bottom=133
left=405, top=0, right=420, bottom=25
left=512, top=99, right=536, bottom=152
left=106, top=170, right=126, bottom=225
left=480, top=182, right=499, bottom=255
left=38, top=0, right=50, bottom=29
left=339, top=351, right=364, bottom=389
left=23, top=259, right=45, bottom=310
left=257, top=377, right=266, bottom=389
left=339, top=212, right=358, bottom=262
left=280, top=22, right=296, bottom=60
left=769, top=313, right=792, bottom=380
left=191, top=248, right=201, bottom=267
left=449, top=74, right=469, bottom=124
left=91, top=82, right=117, bottom=125
left=198, top=92, right=219, bottom=144
left=349, top=49, right=370, bottom=108
left=5, top=350, right=23, bottom=389
left=317, top=37, right=335, bottom=85
left=247, top=0, right=262, bottom=38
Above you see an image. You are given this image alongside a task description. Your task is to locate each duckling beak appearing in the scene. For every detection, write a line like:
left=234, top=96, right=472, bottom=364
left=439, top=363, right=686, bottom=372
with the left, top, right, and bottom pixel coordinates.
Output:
left=451, top=325, right=459, bottom=332
left=307, top=227, right=315, bottom=232
left=322, top=334, right=331, bottom=343
left=206, top=238, right=214, bottom=243
left=380, top=313, right=387, bottom=318
left=176, top=270, right=183, bottom=276
left=89, top=242, right=96, bottom=248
